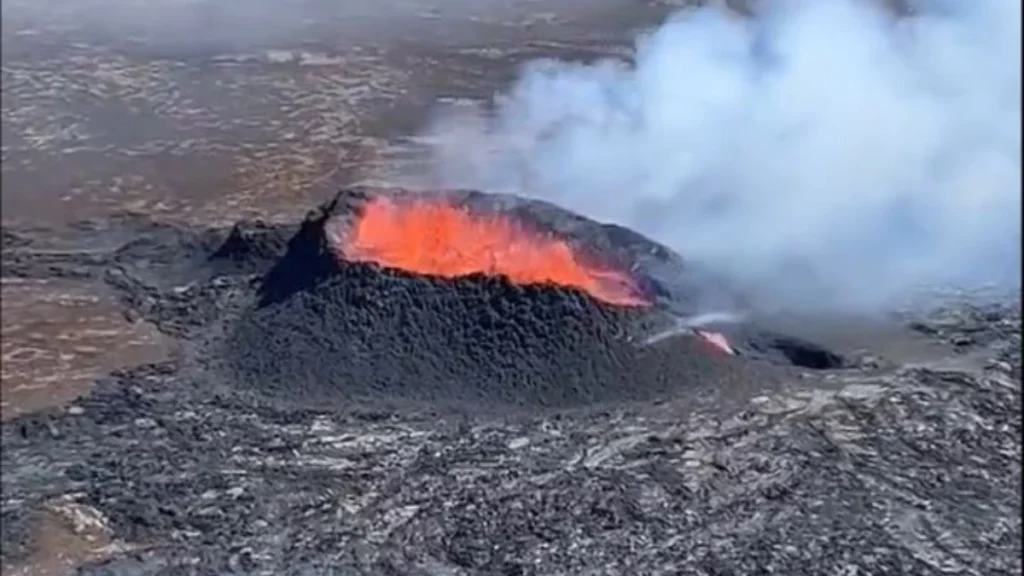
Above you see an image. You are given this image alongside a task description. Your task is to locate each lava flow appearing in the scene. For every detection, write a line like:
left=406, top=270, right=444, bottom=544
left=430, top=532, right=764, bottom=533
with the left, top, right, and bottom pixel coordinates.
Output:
left=339, top=197, right=650, bottom=307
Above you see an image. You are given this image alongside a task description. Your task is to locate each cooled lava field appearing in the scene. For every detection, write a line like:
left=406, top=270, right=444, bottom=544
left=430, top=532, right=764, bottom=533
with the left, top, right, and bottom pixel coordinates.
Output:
left=1, top=186, right=1021, bottom=575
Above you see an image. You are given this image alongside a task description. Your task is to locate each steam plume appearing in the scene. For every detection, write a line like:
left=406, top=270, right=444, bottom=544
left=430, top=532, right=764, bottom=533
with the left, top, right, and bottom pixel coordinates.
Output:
left=420, top=0, right=1022, bottom=312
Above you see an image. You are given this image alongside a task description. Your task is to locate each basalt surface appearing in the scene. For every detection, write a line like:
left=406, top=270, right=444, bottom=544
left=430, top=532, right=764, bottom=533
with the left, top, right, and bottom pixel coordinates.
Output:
left=0, top=188, right=1020, bottom=575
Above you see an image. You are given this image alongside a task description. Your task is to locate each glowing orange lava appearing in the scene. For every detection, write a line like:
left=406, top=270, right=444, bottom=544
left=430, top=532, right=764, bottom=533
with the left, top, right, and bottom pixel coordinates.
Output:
left=340, top=197, right=650, bottom=307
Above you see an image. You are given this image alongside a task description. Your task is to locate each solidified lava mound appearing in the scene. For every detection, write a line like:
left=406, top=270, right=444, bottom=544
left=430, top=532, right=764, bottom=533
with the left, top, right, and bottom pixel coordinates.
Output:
left=219, top=188, right=747, bottom=411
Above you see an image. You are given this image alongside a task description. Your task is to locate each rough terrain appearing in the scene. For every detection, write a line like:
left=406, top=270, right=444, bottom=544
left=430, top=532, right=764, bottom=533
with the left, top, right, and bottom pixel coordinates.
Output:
left=2, top=187, right=1022, bottom=575
left=2, top=0, right=1021, bottom=574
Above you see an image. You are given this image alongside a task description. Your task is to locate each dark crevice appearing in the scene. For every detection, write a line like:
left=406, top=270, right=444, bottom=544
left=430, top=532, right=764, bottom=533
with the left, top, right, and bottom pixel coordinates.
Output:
left=766, top=334, right=846, bottom=370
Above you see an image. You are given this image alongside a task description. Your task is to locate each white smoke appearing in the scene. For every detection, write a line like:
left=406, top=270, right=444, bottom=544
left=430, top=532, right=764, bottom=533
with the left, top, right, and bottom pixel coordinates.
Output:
left=419, top=0, right=1022, bottom=312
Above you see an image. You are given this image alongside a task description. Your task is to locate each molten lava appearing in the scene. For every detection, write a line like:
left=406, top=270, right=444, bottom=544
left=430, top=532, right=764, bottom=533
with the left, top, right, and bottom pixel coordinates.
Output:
left=340, top=197, right=649, bottom=306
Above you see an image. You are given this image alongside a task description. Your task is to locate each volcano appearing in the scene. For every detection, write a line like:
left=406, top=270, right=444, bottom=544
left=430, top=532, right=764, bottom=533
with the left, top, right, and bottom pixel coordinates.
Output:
left=206, top=187, right=848, bottom=414
left=211, top=188, right=786, bottom=412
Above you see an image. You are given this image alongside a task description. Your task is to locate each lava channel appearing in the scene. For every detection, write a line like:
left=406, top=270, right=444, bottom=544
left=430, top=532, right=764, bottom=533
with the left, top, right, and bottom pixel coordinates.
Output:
left=336, top=196, right=650, bottom=307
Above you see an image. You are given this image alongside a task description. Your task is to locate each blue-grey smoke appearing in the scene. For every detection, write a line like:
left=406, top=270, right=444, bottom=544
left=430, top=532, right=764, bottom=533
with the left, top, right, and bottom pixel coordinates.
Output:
left=422, top=0, right=1022, bottom=312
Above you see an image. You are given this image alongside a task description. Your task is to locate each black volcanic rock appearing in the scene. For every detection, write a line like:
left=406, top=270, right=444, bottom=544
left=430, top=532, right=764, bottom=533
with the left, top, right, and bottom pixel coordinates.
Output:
left=208, top=219, right=294, bottom=276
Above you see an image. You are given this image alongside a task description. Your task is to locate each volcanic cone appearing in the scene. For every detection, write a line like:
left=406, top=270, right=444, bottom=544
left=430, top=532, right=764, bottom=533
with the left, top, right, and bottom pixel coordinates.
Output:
left=217, top=188, right=762, bottom=412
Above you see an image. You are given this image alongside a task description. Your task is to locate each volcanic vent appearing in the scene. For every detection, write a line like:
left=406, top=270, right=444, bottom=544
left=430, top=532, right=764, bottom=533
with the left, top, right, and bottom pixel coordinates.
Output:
left=219, top=188, right=749, bottom=412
